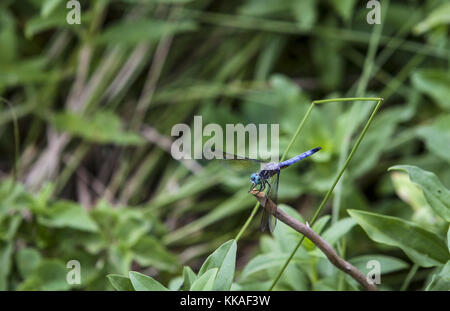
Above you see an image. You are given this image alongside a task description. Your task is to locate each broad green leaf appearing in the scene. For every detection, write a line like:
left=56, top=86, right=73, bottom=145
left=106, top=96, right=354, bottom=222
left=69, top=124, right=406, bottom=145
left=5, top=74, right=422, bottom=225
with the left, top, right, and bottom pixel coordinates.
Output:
left=311, top=215, right=331, bottom=235
left=349, top=255, right=409, bottom=275
left=272, top=205, right=306, bottom=253
left=129, top=271, right=169, bottom=291
left=414, top=3, right=450, bottom=34
left=168, top=276, right=183, bottom=291
left=425, top=261, right=450, bottom=291
left=19, top=259, right=70, bottom=291
left=38, top=201, right=99, bottom=232
left=390, top=171, right=441, bottom=229
left=240, top=253, right=310, bottom=281
left=348, top=210, right=448, bottom=267
left=0, top=214, right=21, bottom=241
left=411, top=69, right=450, bottom=110
left=391, top=171, right=431, bottom=212
left=16, top=248, right=42, bottom=278
left=51, top=111, right=144, bottom=146
left=417, top=115, right=450, bottom=163
left=97, top=19, right=196, bottom=45
left=107, top=274, right=134, bottom=291
left=190, top=268, right=218, bottom=291
left=182, top=266, right=197, bottom=290
left=309, top=218, right=357, bottom=259
left=37, top=260, right=70, bottom=290
left=321, top=218, right=357, bottom=246
left=198, top=239, right=236, bottom=290
left=389, top=165, right=450, bottom=222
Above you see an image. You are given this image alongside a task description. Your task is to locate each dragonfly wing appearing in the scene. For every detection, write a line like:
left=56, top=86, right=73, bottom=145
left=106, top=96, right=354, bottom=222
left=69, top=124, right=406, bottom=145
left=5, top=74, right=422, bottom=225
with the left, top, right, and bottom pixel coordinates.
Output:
left=267, top=172, right=279, bottom=233
left=260, top=204, right=269, bottom=232
left=260, top=171, right=279, bottom=233
left=207, top=149, right=266, bottom=174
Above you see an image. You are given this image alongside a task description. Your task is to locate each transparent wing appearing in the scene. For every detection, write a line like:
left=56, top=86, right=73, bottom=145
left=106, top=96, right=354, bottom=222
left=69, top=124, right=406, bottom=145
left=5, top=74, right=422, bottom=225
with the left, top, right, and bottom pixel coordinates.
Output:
left=260, top=172, right=279, bottom=233
left=206, top=149, right=266, bottom=174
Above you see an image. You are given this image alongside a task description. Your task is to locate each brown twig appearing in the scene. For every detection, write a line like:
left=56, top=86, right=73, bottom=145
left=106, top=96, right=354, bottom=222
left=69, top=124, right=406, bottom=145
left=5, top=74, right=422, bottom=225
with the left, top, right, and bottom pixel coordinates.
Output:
left=250, top=190, right=378, bottom=291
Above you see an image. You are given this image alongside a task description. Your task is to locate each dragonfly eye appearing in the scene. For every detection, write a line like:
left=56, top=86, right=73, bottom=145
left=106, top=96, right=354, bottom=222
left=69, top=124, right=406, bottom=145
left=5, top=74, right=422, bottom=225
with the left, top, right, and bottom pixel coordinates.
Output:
left=250, top=173, right=259, bottom=184
left=250, top=173, right=261, bottom=184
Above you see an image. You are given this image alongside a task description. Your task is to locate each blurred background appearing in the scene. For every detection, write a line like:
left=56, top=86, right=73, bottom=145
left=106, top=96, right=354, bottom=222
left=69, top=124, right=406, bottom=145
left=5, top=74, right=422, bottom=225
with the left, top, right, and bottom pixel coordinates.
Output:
left=0, top=0, right=449, bottom=290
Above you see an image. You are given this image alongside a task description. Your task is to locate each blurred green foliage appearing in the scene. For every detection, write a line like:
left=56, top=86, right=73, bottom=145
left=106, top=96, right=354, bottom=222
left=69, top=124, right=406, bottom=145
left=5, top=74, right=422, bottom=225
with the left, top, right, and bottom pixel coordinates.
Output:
left=0, top=0, right=449, bottom=291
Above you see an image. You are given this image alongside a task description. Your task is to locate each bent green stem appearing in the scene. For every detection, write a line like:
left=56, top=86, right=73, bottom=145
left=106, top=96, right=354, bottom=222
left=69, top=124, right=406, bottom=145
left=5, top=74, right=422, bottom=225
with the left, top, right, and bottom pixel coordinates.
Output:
left=268, top=97, right=383, bottom=290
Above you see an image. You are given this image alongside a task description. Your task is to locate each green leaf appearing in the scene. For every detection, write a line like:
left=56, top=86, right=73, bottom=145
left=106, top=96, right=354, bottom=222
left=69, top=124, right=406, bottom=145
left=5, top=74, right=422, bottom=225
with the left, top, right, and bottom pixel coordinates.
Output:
left=25, top=8, right=82, bottom=38
left=41, top=0, right=64, bottom=17
left=327, top=0, right=357, bottom=22
left=131, top=236, right=179, bottom=272
left=240, top=253, right=310, bottom=281
left=182, top=266, right=197, bottom=290
left=417, top=115, right=450, bottom=163
left=414, top=3, right=450, bottom=34
left=129, top=271, right=169, bottom=291
left=348, top=210, right=448, bottom=267
left=190, top=268, right=218, bottom=291
left=198, top=239, right=237, bottom=290
left=50, top=111, right=144, bottom=146
left=349, top=255, right=409, bottom=275
left=16, top=248, right=42, bottom=278
left=425, top=261, right=450, bottom=291
left=321, top=218, right=357, bottom=246
left=304, top=215, right=330, bottom=250
left=97, top=19, right=196, bottom=46
left=411, top=69, right=450, bottom=110
left=292, top=0, right=317, bottom=30
left=18, top=259, right=71, bottom=291
left=38, top=201, right=99, bottom=232
left=107, top=274, right=134, bottom=291
left=447, top=226, right=450, bottom=252
left=0, top=57, right=56, bottom=88
left=389, top=165, right=450, bottom=222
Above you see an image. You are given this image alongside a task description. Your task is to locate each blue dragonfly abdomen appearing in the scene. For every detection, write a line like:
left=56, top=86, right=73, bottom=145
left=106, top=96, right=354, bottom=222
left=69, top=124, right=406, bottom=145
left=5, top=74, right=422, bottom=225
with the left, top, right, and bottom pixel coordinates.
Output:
left=278, top=147, right=321, bottom=169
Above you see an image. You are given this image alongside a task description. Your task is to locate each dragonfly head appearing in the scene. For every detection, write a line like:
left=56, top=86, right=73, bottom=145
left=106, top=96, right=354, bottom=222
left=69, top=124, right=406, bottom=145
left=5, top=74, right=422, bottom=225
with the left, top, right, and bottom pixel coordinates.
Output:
left=250, top=173, right=262, bottom=185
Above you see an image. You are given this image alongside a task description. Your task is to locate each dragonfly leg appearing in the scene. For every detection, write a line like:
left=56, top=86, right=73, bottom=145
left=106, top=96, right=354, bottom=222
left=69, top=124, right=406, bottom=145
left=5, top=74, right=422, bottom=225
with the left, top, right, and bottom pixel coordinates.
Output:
left=248, top=183, right=256, bottom=193
left=258, top=182, right=265, bottom=192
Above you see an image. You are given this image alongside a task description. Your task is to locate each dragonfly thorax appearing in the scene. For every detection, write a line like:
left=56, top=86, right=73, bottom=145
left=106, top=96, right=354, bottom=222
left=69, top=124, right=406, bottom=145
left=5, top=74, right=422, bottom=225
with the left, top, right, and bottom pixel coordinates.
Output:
left=258, top=162, right=280, bottom=180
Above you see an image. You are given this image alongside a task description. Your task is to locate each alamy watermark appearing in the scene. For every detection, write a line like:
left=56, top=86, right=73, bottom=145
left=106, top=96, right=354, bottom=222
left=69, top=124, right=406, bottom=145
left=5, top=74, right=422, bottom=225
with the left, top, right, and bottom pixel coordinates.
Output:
left=66, top=259, right=81, bottom=285
left=171, top=116, right=279, bottom=163
left=66, top=0, right=81, bottom=25
left=366, top=259, right=381, bottom=285
left=367, top=0, right=381, bottom=25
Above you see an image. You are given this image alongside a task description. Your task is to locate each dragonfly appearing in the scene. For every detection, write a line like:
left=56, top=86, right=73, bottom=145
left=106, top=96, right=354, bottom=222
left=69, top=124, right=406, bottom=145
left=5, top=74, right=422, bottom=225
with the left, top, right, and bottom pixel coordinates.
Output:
left=213, top=147, right=321, bottom=233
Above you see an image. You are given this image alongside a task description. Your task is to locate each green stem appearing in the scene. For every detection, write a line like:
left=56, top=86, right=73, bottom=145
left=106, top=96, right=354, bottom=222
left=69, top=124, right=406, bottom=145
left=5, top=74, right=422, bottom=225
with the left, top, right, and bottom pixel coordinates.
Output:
left=268, top=97, right=383, bottom=290
left=400, top=263, right=419, bottom=291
